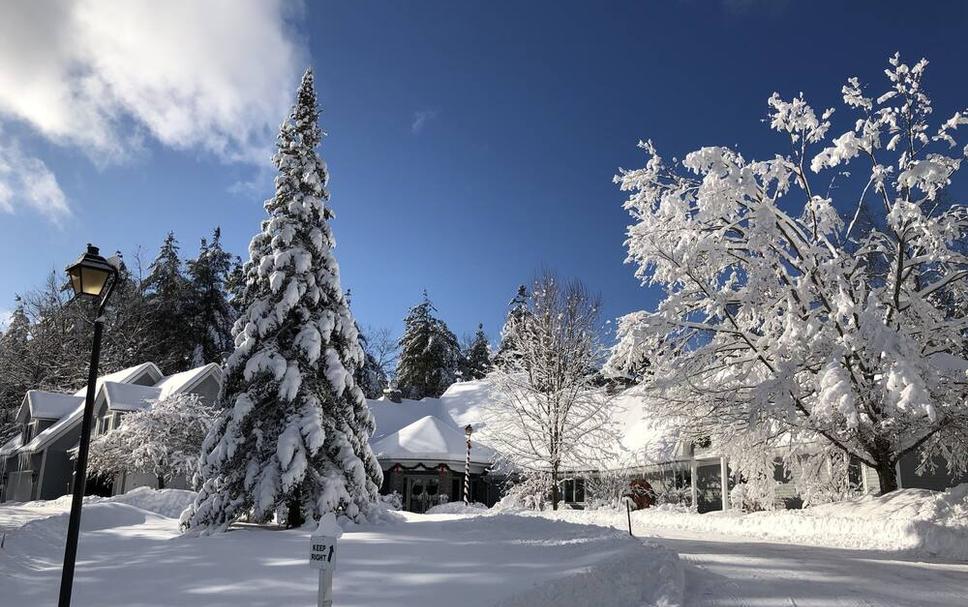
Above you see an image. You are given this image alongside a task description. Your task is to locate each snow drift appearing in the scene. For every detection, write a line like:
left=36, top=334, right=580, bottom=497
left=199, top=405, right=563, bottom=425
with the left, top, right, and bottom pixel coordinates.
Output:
left=547, top=484, right=968, bottom=561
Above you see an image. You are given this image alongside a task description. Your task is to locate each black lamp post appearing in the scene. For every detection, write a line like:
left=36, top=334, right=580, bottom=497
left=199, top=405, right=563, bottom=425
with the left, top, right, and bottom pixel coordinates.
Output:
left=58, top=244, right=119, bottom=607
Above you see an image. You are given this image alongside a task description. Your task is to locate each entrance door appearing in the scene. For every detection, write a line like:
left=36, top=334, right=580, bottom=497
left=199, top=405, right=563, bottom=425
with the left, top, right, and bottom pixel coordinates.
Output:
left=406, top=476, right=440, bottom=513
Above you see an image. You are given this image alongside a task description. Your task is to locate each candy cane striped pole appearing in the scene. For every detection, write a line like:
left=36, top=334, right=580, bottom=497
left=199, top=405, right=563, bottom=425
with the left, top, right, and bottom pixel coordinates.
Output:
left=463, top=425, right=473, bottom=506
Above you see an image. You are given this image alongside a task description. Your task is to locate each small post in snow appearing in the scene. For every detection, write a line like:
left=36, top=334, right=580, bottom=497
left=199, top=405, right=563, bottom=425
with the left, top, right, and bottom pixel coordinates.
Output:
left=626, top=500, right=633, bottom=536
left=309, top=513, right=342, bottom=607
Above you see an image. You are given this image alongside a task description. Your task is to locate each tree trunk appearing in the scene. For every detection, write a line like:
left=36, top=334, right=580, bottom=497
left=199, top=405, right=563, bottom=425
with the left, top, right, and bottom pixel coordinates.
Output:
left=157, top=475, right=165, bottom=490
left=551, top=465, right=559, bottom=511
left=875, top=461, right=899, bottom=495
left=286, top=484, right=304, bottom=528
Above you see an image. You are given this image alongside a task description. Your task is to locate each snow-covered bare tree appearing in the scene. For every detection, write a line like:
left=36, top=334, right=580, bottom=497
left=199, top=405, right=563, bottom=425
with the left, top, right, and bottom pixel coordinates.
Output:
left=485, top=273, right=616, bottom=510
left=355, top=328, right=389, bottom=399
left=362, top=325, right=399, bottom=381
left=181, top=69, right=383, bottom=532
left=610, top=54, right=968, bottom=494
left=87, top=393, right=217, bottom=489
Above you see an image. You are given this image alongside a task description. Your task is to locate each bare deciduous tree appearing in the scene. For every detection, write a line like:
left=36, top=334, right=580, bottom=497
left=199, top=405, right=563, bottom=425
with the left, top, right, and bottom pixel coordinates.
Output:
left=484, top=273, right=617, bottom=510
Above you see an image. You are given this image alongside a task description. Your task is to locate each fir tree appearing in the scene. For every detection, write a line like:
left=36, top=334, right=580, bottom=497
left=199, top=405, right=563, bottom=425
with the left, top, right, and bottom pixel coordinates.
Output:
left=0, top=303, right=31, bottom=441
left=182, top=69, right=383, bottom=532
left=144, top=232, right=193, bottom=372
left=186, top=227, right=236, bottom=366
left=493, top=285, right=530, bottom=369
left=461, top=323, right=492, bottom=380
left=395, top=291, right=461, bottom=399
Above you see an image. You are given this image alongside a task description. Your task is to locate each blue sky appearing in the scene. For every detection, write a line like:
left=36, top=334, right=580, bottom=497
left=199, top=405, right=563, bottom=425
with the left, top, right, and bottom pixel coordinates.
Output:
left=1, top=0, right=966, bottom=344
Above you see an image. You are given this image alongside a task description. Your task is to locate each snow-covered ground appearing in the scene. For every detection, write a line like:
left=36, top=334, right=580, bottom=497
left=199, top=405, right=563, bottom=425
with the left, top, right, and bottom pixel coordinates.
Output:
left=536, top=484, right=968, bottom=561
left=520, top=486, right=968, bottom=606
left=0, top=489, right=682, bottom=607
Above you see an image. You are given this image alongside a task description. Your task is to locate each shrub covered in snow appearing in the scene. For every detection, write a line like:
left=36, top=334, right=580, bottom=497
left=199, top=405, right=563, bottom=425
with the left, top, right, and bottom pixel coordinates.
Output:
left=87, top=393, right=216, bottom=488
left=425, top=501, right=488, bottom=515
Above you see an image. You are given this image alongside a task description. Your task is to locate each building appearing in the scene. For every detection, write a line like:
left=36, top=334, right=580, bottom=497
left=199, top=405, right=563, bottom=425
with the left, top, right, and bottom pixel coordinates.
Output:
left=367, top=381, right=500, bottom=512
left=0, top=362, right=222, bottom=503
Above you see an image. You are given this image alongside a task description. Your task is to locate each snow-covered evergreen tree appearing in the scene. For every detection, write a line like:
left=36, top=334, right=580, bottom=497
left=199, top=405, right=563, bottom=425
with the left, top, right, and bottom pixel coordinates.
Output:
left=144, top=232, right=193, bottom=372
left=610, top=54, right=968, bottom=494
left=186, top=227, right=236, bottom=366
left=395, top=291, right=461, bottom=399
left=87, top=393, right=217, bottom=489
left=0, top=303, right=31, bottom=441
left=461, top=323, right=492, bottom=380
left=181, top=69, right=383, bottom=532
left=493, top=285, right=530, bottom=369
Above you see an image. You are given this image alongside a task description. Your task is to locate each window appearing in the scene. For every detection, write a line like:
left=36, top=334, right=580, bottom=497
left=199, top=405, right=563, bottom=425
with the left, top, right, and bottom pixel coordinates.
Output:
left=562, top=478, right=585, bottom=503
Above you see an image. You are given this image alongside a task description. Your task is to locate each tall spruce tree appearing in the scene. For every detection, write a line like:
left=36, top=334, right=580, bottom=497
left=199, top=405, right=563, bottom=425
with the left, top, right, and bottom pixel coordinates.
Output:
left=144, top=232, right=193, bottom=372
left=493, top=284, right=530, bottom=369
left=461, top=323, right=492, bottom=380
left=0, top=304, right=31, bottom=441
left=186, top=228, right=236, bottom=366
left=396, top=291, right=461, bottom=399
left=182, top=69, right=382, bottom=531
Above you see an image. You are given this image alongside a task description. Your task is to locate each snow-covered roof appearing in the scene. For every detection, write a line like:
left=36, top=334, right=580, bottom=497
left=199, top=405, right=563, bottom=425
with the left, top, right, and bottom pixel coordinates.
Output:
left=367, top=378, right=684, bottom=471
left=103, top=382, right=162, bottom=412
left=17, top=391, right=84, bottom=423
left=371, top=415, right=496, bottom=464
left=21, top=362, right=219, bottom=454
left=154, top=363, right=221, bottom=399
left=0, top=434, right=22, bottom=457
left=71, top=362, right=162, bottom=397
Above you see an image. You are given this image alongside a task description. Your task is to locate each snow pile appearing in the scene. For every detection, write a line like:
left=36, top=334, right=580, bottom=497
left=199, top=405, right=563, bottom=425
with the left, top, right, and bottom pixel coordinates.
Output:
left=495, top=538, right=683, bottom=607
left=425, top=500, right=488, bottom=515
left=547, top=484, right=968, bottom=561
left=108, top=487, right=197, bottom=519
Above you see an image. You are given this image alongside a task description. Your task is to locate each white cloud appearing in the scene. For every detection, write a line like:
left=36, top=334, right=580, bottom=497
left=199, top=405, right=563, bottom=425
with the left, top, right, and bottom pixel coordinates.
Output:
left=0, top=137, right=70, bottom=223
left=0, top=0, right=305, bottom=218
left=411, top=110, right=438, bottom=134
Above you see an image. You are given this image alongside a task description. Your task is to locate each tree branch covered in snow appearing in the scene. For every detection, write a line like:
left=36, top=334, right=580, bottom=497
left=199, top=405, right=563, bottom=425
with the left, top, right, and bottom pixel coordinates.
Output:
left=609, top=53, right=968, bottom=494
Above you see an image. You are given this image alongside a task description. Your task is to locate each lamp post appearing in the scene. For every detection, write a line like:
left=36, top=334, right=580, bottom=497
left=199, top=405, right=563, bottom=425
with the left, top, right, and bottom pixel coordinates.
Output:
left=58, top=244, right=119, bottom=607
left=463, top=424, right=473, bottom=506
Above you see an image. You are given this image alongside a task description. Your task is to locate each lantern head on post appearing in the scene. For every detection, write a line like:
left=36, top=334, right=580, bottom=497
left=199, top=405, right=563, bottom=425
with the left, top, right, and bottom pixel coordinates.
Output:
left=66, top=244, right=118, bottom=302
left=464, top=424, right=473, bottom=439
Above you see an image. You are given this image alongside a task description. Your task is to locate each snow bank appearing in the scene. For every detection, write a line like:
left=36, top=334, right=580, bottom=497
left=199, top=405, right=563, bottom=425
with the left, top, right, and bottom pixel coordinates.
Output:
left=495, top=537, right=683, bottom=607
left=425, top=500, right=488, bottom=515
left=547, top=484, right=968, bottom=561
left=108, top=487, right=197, bottom=518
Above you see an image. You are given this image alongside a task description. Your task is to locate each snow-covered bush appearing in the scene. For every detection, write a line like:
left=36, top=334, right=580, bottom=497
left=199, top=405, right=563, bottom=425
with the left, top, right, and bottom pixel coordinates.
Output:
left=87, top=393, right=216, bottom=488
left=426, top=501, right=488, bottom=515
left=584, top=471, right=632, bottom=510
left=495, top=474, right=552, bottom=511
left=379, top=491, right=403, bottom=511
left=610, top=53, right=968, bottom=494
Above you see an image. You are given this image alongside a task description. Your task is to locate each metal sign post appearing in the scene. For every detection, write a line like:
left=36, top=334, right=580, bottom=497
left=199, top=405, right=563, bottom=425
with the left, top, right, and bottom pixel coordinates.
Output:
left=309, top=534, right=337, bottom=607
